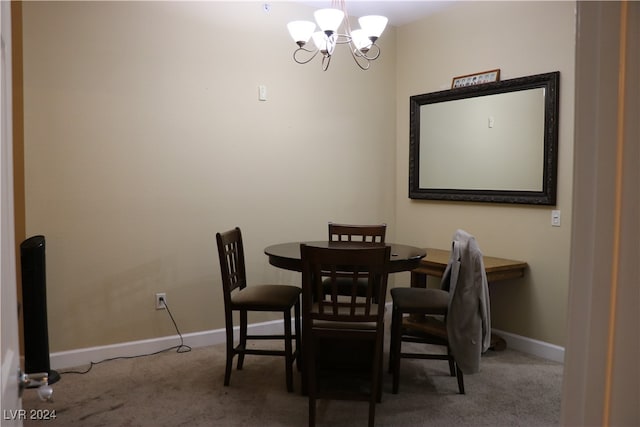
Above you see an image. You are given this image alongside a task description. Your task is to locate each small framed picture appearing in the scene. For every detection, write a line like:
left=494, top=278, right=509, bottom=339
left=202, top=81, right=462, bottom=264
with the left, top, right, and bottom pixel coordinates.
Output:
left=451, top=69, right=501, bottom=89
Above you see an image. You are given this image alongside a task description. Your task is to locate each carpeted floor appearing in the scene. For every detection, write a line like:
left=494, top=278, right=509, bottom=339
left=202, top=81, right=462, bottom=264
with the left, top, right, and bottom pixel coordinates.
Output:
left=22, top=332, right=563, bottom=427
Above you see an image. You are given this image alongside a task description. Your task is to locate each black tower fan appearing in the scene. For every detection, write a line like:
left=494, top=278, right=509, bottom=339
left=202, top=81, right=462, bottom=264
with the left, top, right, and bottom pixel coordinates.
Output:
left=20, top=235, right=59, bottom=384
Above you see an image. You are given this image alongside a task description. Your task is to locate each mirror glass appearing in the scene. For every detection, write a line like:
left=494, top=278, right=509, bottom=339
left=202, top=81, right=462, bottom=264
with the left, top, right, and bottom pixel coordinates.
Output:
left=409, top=72, right=559, bottom=205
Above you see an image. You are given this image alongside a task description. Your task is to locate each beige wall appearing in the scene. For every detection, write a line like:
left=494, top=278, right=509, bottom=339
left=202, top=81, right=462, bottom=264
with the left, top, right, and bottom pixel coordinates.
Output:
left=22, top=1, right=398, bottom=352
left=394, top=1, right=575, bottom=346
left=21, top=1, right=575, bottom=352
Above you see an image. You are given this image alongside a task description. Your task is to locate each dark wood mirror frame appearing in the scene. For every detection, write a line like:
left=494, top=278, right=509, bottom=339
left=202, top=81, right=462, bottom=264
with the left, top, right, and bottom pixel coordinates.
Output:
left=409, top=71, right=560, bottom=205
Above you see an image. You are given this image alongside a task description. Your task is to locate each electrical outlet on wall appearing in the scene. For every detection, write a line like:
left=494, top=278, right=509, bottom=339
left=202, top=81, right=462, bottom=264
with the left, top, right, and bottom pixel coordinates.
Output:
left=155, top=293, right=167, bottom=310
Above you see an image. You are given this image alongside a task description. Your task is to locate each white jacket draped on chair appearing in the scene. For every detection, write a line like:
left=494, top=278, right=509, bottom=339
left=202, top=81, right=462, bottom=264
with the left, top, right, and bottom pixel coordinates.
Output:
left=442, top=229, right=491, bottom=374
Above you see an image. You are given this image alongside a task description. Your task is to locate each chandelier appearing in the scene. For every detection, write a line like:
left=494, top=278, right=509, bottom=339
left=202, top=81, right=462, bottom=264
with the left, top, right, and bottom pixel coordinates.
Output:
left=287, top=1, right=388, bottom=71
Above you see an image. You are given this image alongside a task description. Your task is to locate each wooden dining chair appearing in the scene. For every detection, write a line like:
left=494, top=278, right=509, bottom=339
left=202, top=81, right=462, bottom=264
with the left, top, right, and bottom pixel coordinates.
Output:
left=388, top=229, right=491, bottom=395
left=324, top=222, right=387, bottom=303
left=216, top=227, right=301, bottom=392
left=301, top=243, right=391, bottom=427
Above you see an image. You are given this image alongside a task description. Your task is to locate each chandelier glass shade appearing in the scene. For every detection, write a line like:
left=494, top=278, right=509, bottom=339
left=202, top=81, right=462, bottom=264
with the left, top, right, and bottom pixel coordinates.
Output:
left=287, top=1, right=388, bottom=71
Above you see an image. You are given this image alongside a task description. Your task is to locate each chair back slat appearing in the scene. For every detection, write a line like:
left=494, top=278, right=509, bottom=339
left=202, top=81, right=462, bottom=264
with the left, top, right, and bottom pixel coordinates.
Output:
left=328, top=222, right=386, bottom=243
left=216, top=228, right=247, bottom=297
left=320, top=266, right=374, bottom=317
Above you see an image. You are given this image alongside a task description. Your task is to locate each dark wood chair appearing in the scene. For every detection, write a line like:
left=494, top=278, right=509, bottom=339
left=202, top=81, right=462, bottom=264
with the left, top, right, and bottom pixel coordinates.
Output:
left=389, top=230, right=491, bottom=395
left=301, top=243, right=391, bottom=427
left=324, top=222, right=387, bottom=303
left=388, top=286, right=463, bottom=393
left=216, top=227, right=301, bottom=392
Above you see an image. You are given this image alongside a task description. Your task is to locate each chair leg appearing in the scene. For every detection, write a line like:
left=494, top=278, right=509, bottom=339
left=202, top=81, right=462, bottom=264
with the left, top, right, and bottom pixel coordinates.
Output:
left=301, top=322, right=308, bottom=396
left=237, top=310, right=247, bottom=370
left=283, top=310, right=294, bottom=393
left=390, top=308, right=402, bottom=394
left=369, top=338, right=382, bottom=426
left=224, top=315, right=234, bottom=386
left=294, top=300, right=302, bottom=372
left=447, top=346, right=456, bottom=376
left=309, top=399, right=316, bottom=427
left=388, top=306, right=397, bottom=374
left=376, top=335, right=383, bottom=403
left=456, top=363, right=465, bottom=394
left=307, top=336, right=317, bottom=427
left=368, top=400, right=376, bottom=427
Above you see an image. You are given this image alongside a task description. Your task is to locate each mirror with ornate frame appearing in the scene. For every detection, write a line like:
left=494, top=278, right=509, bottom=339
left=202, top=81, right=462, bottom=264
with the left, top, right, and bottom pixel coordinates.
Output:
left=409, top=71, right=559, bottom=205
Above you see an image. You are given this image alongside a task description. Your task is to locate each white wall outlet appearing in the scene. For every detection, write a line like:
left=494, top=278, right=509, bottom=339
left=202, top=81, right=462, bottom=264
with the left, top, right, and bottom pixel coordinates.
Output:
left=155, top=293, right=167, bottom=310
left=551, top=210, right=561, bottom=227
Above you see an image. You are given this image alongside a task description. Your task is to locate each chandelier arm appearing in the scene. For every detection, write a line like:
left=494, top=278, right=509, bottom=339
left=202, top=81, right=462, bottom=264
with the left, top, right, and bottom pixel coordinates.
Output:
left=365, top=43, right=381, bottom=60
left=321, top=54, right=332, bottom=71
left=334, top=33, right=352, bottom=45
left=353, top=43, right=381, bottom=61
left=349, top=47, right=371, bottom=71
left=293, top=46, right=321, bottom=65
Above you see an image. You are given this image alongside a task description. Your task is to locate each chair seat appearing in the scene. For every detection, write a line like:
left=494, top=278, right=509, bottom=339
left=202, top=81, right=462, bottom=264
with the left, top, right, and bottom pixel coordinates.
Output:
left=231, top=285, right=301, bottom=310
left=391, top=287, right=449, bottom=314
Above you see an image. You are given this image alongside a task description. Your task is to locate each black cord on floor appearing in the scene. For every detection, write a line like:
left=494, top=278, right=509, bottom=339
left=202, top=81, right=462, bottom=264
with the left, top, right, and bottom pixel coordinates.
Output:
left=60, top=298, right=192, bottom=375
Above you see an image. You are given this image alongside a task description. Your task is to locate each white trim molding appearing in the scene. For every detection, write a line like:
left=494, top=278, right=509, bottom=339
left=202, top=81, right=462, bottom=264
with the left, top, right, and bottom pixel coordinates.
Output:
left=50, top=319, right=287, bottom=370
left=492, top=328, right=565, bottom=363
left=51, top=319, right=563, bottom=370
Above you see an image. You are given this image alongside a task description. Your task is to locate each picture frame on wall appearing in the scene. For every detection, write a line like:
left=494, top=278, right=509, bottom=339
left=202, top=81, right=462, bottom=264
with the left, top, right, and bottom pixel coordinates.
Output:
left=451, top=69, right=501, bottom=88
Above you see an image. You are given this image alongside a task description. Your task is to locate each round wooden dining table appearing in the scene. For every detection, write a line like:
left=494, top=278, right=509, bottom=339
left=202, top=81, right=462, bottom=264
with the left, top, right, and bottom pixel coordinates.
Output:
left=264, top=241, right=426, bottom=273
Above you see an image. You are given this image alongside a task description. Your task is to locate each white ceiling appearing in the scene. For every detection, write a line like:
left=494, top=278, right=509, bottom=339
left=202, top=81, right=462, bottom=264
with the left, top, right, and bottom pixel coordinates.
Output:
left=295, top=1, right=455, bottom=26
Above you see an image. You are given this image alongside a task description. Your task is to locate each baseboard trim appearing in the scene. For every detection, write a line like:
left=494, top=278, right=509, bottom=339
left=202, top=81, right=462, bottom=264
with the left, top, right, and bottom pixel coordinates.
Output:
left=50, top=319, right=286, bottom=370
left=492, top=328, right=565, bottom=363
left=51, top=321, right=564, bottom=370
